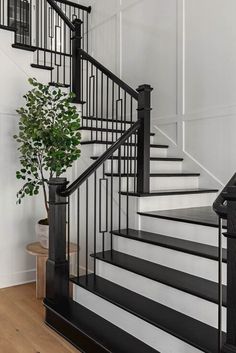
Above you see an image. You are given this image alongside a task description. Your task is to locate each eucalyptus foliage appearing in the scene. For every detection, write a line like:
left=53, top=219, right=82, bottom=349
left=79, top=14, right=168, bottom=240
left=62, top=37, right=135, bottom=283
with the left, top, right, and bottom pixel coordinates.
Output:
left=14, top=78, right=81, bottom=216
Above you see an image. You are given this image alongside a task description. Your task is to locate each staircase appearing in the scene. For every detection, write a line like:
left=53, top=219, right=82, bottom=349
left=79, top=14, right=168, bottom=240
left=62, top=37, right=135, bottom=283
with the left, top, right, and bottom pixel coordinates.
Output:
left=1, top=1, right=236, bottom=353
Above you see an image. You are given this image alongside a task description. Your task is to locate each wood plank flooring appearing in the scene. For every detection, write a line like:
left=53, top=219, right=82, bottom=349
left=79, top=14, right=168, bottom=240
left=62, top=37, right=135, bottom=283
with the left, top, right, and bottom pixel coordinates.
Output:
left=0, top=283, right=81, bottom=353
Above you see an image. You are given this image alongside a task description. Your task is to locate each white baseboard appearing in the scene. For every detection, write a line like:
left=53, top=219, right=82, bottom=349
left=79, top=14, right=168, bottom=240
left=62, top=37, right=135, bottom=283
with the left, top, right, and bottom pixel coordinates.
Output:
left=0, top=269, right=36, bottom=289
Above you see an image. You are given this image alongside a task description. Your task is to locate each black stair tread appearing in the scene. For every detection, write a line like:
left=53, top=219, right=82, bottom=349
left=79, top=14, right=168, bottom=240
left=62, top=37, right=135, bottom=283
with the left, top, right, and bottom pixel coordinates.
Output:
left=0, top=24, right=16, bottom=32
left=112, top=228, right=227, bottom=263
left=80, top=126, right=155, bottom=136
left=105, top=172, right=200, bottom=177
left=81, top=140, right=168, bottom=148
left=72, top=274, right=225, bottom=353
left=31, top=63, right=54, bottom=71
left=12, top=43, right=37, bottom=51
left=138, top=206, right=227, bottom=229
left=120, top=188, right=218, bottom=197
left=82, top=116, right=132, bottom=125
left=45, top=298, right=158, bottom=353
left=49, top=82, right=70, bottom=88
left=91, top=156, right=181, bottom=161
left=92, top=250, right=226, bottom=306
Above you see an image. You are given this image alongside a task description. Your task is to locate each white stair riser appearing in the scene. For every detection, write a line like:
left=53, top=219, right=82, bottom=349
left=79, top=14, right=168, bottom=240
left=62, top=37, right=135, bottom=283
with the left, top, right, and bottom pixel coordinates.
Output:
left=120, top=176, right=199, bottom=191
left=113, top=235, right=226, bottom=284
left=95, top=260, right=226, bottom=331
left=74, top=284, right=204, bottom=353
left=85, top=144, right=168, bottom=158
left=104, top=160, right=183, bottom=174
left=140, top=216, right=227, bottom=247
left=127, top=192, right=217, bottom=212
left=81, top=130, right=155, bottom=144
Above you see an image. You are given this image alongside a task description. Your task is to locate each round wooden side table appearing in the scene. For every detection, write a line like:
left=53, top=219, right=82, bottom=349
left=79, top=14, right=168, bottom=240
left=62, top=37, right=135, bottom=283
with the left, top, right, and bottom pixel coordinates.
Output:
left=26, top=242, right=77, bottom=299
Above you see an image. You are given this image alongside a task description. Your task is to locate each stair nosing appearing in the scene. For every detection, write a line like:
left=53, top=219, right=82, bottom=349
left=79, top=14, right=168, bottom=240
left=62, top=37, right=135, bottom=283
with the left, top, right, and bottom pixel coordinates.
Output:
left=111, top=228, right=227, bottom=263
left=105, top=172, right=200, bottom=177
left=31, top=63, right=54, bottom=71
left=12, top=43, right=37, bottom=52
left=92, top=250, right=226, bottom=307
left=72, top=274, right=225, bottom=353
left=120, top=188, right=219, bottom=197
left=81, top=140, right=168, bottom=148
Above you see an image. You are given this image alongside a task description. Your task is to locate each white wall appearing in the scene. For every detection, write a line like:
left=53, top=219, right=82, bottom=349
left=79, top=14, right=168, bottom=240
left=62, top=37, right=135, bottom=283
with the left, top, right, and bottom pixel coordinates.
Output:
left=0, top=29, right=51, bottom=288
left=83, top=0, right=236, bottom=186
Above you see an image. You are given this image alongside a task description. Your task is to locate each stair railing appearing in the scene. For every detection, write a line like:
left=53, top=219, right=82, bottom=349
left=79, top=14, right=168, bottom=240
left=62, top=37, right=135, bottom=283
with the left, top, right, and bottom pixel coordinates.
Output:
left=214, top=174, right=236, bottom=353
left=46, top=81, right=152, bottom=303
left=0, top=0, right=91, bottom=89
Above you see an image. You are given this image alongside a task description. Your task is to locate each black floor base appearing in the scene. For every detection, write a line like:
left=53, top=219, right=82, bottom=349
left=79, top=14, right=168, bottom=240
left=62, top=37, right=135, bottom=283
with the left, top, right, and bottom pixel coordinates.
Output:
left=44, top=298, right=158, bottom=353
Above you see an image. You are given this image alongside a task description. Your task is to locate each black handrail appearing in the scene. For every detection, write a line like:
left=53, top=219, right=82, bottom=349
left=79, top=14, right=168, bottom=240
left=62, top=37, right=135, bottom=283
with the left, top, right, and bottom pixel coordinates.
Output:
left=59, top=120, right=141, bottom=197
left=213, top=172, right=236, bottom=218
left=79, top=49, right=139, bottom=100
left=46, top=0, right=75, bottom=31
left=55, top=0, right=92, bottom=13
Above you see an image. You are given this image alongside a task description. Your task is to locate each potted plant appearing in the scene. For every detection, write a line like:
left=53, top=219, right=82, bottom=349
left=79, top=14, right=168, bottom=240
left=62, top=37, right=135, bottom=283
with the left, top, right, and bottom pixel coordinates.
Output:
left=14, top=78, right=81, bottom=248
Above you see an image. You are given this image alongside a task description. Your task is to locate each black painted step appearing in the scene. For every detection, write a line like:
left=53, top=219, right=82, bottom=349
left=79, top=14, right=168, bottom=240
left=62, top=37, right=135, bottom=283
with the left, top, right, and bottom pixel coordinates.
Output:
left=138, top=206, right=227, bottom=229
left=120, top=188, right=218, bottom=197
left=81, top=140, right=168, bottom=148
left=92, top=250, right=226, bottom=306
left=81, top=126, right=155, bottom=136
left=72, top=274, right=225, bottom=353
left=0, top=24, right=16, bottom=32
left=44, top=298, right=158, bottom=353
left=49, top=82, right=70, bottom=88
left=112, top=228, right=227, bottom=263
left=82, top=116, right=132, bottom=125
left=105, top=172, right=200, bottom=177
left=12, top=43, right=37, bottom=51
left=31, top=63, right=54, bottom=71
left=92, top=156, right=180, bottom=161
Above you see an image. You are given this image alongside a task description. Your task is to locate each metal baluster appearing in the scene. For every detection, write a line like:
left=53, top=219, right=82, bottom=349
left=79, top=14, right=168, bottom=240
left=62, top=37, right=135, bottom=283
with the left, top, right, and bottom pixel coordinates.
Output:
left=86, top=179, right=88, bottom=277
left=94, top=171, right=97, bottom=275
left=106, top=77, right=109, bottom=147
left=67, top=195, right=70, bottom=276
left=218, top=217, right=223, bottom=353
left=118, top=146, right=121, bottom=231
left=101, top=72, right=104, bottom=141
left=77, top=188, right=80, bottom=278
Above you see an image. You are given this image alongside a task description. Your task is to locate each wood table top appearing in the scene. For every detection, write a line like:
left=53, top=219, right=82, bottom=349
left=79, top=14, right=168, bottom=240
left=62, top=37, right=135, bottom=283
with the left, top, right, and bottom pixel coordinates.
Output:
left=26, top=242, right=77, bottom=256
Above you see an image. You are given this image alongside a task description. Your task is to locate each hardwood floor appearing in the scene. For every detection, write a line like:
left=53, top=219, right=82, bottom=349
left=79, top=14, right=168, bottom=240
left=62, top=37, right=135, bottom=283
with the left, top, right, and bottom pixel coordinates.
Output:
left=0, top=283, right=81, bottom=353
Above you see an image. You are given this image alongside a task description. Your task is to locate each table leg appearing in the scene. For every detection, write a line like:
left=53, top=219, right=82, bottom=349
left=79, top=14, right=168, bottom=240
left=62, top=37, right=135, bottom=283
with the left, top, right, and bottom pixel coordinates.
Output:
left=36, top=256, right=47, bottom=299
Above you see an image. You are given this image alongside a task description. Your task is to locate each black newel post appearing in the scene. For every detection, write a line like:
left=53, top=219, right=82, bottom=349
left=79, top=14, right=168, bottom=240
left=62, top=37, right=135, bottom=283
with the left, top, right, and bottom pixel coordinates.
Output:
left=72, top=19, right=83, bottom=103
left=222, top=186, right=236, bottom=353
left=137, top=84, right=153, bottom=194
left=45, top=178, right=69, bottom=303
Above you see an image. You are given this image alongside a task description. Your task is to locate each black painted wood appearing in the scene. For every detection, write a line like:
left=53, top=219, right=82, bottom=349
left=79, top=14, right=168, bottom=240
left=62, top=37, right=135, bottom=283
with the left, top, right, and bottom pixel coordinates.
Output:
left=31, top=63, right=54, bottom=71
left=72, top=274, right=225, bottom=353
left=81, top=127, right=155, bottom=136
left=0, top=24, right=16, bottom=32
left=92, top=156, right=181, bottom=161
left=12, top=43, right=37, bottom=51
left=139, top=206, right=227, bottom=228
left=44, top=298, right=158, bottom=353
left=81, top=140, right=168, bottom=148
left=92, top=250, right=227, bottom=306
left=72, top=19, right=83, bottom=103
left=137, top=84, right=152, bottom=194
left=49, top=82, right=70, bottom=88
left=46, top=178, right=69, bottom=303
left=223, top=186, right=236, bottom=351
left=105, top=172, right=200, bottom=177
left=111, top=228, right=227, bottom=263
left=121, top=188, right=218, bottom=197
left=82, top=116, right=133, bottom=125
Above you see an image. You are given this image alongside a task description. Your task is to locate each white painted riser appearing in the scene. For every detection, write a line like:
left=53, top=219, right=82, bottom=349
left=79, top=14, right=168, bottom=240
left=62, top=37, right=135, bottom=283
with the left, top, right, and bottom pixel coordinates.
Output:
left=87, top=144, right=168, bottom=158
left=140, top=216, right=227, bottom=248
left=120, top=175, right=199, bottom=191
left=95, top=260, right=226, bottom=331
left=113, top=235, right=226, bottom=284
left=81, top=130, right=155, bottom=144
left=105, top=160, right=183, bottom=173
left=128, top=191, right=218, bottom=213
left=73, top=284, right=205, bottom=353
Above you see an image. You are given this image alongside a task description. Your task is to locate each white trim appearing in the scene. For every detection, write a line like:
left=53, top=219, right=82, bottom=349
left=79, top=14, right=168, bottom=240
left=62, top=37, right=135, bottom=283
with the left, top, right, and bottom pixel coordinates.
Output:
left=0, top=269, right=36, bottom=289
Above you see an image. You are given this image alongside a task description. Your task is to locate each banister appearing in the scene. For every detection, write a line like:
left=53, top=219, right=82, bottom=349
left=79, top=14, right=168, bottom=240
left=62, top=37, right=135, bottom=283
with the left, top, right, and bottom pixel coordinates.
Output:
left=213, top=172, right=236, bottom=218
left=55, top=0, right=92, bottom=13
left=46, top=0, right=75, bottom=31
left=79, top=49, right=139, bottom=100
left=59, top=120, right=141, bottom=197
